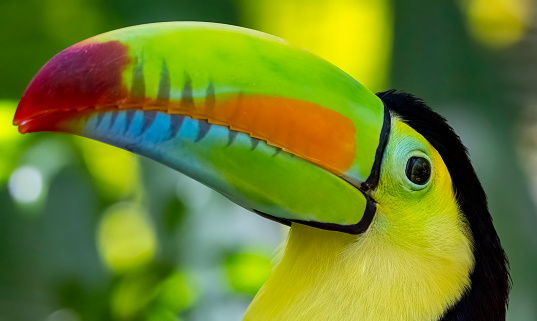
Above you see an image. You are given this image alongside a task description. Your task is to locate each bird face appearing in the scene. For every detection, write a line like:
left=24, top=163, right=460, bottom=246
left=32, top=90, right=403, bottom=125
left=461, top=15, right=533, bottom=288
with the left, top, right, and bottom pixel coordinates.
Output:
left=374, top=119, right=464, bottom=240
left=371, top=118, right=474, bottom=285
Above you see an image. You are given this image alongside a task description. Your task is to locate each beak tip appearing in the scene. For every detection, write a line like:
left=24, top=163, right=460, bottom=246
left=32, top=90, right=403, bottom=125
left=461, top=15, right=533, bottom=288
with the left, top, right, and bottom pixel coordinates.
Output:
left=13, top=98, right=33, bottom=130
left=12, top=109, right=32, bottom=133
left=17, top=124, right=29, bottom=134
left=13, top=105, right=25, bottom=128
left=13, top=39, right=131, bottom=134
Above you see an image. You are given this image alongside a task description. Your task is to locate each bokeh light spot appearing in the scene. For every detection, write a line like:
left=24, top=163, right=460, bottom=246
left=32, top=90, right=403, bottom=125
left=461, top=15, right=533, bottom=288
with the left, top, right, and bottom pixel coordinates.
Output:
left=111, top=273, right=159, bottom=319
left=0, top=100, right=20, bottom=141
left=0, top=100, right=24, bottom=183
left=156, top=271, right=199, bottom=312
left=45, top=309, right=81, bottom=321
left=8, top=166, right=43, bottom=203
left=98, top=203, right=157, bottom=273
left=461, top=0, right=531, bottom=48
left=225, top=251, right=271, bottom=295
left=76, top=137, right=141, bottom=199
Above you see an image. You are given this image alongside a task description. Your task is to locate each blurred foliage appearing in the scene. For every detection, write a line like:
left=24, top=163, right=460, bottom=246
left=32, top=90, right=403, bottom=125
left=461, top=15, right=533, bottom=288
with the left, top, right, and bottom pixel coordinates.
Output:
left=0, top=101, right=24, bottom=184
left=76, top=139, right=142, bottom=201
left=224, top=251, right=271, bottom=295
left=98, top=203, right=157, bottom=273
left=1, top=0, right=536, bottom=321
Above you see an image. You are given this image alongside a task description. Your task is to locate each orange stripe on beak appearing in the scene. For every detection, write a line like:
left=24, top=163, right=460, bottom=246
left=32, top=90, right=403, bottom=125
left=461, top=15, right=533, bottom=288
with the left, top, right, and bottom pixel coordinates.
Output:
left=201, top=96, right=356, bottom=175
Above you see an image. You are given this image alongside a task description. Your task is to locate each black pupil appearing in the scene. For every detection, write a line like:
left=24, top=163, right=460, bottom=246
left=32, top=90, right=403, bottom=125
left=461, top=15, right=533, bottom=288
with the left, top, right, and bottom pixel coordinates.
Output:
left=405, top=157, right=431, bottom=185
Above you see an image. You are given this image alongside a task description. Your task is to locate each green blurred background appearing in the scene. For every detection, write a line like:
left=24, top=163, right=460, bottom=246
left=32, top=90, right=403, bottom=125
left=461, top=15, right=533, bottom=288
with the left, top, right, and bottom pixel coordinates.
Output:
left=1, top=0, right=536, bottom=320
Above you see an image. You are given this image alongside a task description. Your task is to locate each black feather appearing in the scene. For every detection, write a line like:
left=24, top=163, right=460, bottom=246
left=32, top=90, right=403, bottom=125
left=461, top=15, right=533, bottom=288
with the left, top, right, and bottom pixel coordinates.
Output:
left=378, top=90, right=511, bottom=321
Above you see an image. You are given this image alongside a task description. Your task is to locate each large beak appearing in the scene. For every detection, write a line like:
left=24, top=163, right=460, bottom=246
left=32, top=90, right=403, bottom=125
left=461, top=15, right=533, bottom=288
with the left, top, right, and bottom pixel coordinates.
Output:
left=13, top=22, right=389, bottom=234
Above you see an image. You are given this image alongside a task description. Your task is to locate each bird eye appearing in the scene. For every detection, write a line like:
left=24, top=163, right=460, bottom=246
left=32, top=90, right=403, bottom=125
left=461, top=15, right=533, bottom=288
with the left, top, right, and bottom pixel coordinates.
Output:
left=405, top=157, right=431, bottom=185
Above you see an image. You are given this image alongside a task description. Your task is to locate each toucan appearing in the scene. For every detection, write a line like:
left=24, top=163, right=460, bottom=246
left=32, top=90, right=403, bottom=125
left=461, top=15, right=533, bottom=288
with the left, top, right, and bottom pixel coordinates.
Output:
left=13, top=22, right=509, bottom=321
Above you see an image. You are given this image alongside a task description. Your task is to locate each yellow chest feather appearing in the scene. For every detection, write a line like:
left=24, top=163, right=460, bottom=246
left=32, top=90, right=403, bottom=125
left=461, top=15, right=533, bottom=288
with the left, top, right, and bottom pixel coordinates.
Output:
left=244, top=220, right=473, bottom=321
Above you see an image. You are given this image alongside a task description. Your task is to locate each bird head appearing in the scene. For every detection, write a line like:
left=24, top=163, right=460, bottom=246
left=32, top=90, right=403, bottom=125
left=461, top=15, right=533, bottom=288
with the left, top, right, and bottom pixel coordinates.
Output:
left=13, top=22, right=509, bottom=320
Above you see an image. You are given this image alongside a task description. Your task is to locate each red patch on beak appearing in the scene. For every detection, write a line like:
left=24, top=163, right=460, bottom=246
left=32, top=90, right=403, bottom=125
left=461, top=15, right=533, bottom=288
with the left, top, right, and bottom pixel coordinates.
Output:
left=14, top=40, right=130, bottom=132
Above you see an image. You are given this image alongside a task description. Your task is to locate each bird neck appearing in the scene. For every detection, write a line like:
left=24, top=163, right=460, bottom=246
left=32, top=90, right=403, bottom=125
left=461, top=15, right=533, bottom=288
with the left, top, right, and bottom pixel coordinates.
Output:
left=244, top=222, right=474, bottom=321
